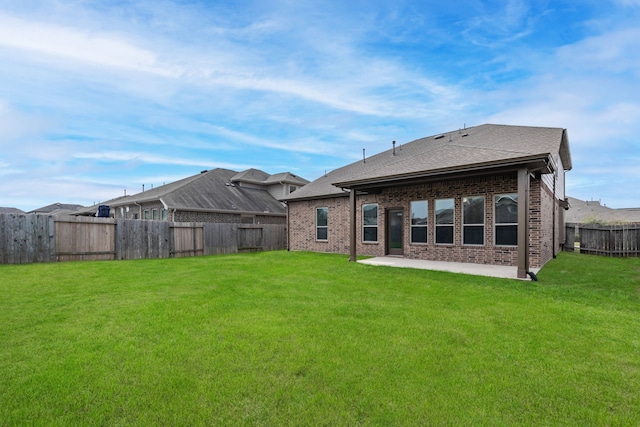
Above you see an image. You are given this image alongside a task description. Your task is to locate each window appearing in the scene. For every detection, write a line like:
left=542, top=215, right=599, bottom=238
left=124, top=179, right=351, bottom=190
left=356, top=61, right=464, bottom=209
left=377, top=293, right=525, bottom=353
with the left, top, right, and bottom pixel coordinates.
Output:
left=410, top=200, right=428, bottom=244
left=241, top=215, right=255, bottom=224
left=144, top=209, right=150, bottom=220
left=362, top=204, right=378, bottom=242
left=435, top=199, right=454, bottom=244
left=495, top=194, right=518, bottom=246
left=161, top=209, right=168, bottom=221
left=463, top=196, right=485, bottom=245
left=152, top=208, right=158, bottom=220
left=289, top=185, right=297, bottom=193
left=316, top=207, right=328, bottom=240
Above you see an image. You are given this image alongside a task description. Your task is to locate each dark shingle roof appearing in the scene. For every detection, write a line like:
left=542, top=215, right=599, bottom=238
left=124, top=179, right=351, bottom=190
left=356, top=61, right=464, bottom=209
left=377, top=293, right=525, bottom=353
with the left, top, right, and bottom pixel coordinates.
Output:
left=264, top=172, right=309, bottom=186
left=97, top=168, right=288, bottom=215
left=284, top=124, right=571, bottom=201
left=0, top=207, right=25, bottom=214
left=28, top=203, right=84, bottom=214
left=565, top=197, right=640, bottom=224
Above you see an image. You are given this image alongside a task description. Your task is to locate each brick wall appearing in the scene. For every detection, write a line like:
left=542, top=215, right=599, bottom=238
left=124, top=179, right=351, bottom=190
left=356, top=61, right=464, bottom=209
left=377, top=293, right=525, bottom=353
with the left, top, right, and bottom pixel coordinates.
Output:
left=288, top=172, right=558, bottom=268
left=287, top=197, right=351, bottom=254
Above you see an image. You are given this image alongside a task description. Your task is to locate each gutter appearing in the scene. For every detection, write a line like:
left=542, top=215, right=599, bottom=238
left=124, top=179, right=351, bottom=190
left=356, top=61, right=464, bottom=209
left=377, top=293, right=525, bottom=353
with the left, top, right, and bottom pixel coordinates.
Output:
left=169, top=207, right=286, bottom=217
left=333, top=154, right=552, bottom=189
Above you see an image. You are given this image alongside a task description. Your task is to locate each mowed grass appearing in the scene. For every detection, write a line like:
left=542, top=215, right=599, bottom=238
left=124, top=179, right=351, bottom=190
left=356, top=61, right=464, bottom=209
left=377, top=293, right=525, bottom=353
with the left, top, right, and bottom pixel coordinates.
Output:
left=1, top=251, right=639, bottom=426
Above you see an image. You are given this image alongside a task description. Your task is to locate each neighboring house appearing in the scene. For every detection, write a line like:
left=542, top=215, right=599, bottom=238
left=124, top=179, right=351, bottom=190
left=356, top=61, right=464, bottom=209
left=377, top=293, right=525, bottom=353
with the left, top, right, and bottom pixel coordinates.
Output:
left=283, top=124, right=572, bottom=279
left=565, top=197, right=640, bottom=224
left=28, top=203, right=84, bottom=215
left=0, top=207, right=25, bottom=214
left=76, top=168, right=308, bottom=224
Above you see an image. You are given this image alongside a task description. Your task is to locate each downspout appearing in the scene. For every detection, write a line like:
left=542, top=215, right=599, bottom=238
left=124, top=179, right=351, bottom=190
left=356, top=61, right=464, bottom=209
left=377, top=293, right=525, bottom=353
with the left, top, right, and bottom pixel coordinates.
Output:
left=160, top=198, right=170, bottom=221
left=134, top=202, right=142, bottom=219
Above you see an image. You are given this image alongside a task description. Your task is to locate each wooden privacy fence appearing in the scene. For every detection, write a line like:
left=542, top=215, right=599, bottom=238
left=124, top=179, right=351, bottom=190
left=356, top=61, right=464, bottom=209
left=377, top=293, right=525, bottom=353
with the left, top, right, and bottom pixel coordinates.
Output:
left=564, top=222, right=640, bottom=257
left=0, top=214, right=286, bottom=264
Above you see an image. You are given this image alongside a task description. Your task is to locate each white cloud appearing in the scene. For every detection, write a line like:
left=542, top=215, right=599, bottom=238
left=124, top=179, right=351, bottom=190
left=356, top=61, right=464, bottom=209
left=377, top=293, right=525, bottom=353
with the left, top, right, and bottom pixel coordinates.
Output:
left=72, top=150, right=254, bottom=170
left=0, top=14, right=179, bottom=77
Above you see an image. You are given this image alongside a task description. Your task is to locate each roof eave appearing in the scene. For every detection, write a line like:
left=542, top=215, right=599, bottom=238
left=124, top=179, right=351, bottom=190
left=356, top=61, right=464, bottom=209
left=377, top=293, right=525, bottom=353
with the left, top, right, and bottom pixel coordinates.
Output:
left=333, top=155, right=552, bottom=190
left=282, top=191, right=350, bottom=202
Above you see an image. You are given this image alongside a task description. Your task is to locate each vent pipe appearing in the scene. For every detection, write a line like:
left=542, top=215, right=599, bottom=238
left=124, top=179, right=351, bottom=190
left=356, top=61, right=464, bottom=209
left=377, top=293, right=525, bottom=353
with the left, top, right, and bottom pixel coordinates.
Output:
left=363, top=148, right=366, bottom=163
left=392, top=140, right=396, bottom=156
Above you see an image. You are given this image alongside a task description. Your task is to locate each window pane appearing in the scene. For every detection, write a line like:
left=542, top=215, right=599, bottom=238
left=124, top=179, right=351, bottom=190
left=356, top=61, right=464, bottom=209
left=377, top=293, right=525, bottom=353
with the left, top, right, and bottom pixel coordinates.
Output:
left=436, top=225, right=453, bottom=244
left=316, top=207, right=328, bottom=227
left=463, top=225, right=484, bottom=245
left=496, top=225, right=517, bottom=246
left=363, top=204, right=378, bottom=225
left=495, top=194, right=518, bottom=224
left=411, top=227, right=427, bottom=244
left=410, top=201, right=428, bottom=225
left=435, top=199, right=454, bottom=224
left=317, top=227, right=328, bottom=240
left=463, top=196, right=484, bottom=224
left=363, top=227, right=378, bottom=242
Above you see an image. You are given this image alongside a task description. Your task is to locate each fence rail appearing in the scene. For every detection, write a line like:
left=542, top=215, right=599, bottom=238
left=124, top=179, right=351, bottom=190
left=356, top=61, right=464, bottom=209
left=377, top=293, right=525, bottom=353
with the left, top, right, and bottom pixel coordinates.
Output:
left=564, top=222, right=640, bottom=257
left=0, top=214, right=286, bottom=265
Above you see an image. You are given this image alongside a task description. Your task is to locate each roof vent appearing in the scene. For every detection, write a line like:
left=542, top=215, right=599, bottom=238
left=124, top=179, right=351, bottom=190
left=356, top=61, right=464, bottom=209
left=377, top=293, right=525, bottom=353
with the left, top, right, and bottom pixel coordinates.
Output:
left=434, top=135, right=445, bottom=140
left=461, top=133, right=469, bottom=137
left=201, top=170, right=208, bottom=174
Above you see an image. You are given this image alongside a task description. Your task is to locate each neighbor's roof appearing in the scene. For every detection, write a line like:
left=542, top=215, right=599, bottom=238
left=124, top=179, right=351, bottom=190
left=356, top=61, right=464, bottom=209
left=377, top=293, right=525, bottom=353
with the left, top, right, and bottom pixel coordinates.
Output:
left=87, top=168, right=289, bottom=215
left=263, top=172, right=309, bottom=186
left=28, top=203, right=84, bottom=215
left=284, top=124, right=571, bottom=201
left=105, top=169, right=285, bottom=214
left=565, top=197, right=640, bottom=224
left=0, top=207, right=25, bottom=214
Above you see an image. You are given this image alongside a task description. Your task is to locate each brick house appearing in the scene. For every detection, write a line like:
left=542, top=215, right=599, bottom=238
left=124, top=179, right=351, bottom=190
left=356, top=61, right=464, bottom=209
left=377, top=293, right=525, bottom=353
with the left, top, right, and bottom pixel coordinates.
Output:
left=77, top=168, right=308, bottom=225
left=283, top=124, right=572, bottom=278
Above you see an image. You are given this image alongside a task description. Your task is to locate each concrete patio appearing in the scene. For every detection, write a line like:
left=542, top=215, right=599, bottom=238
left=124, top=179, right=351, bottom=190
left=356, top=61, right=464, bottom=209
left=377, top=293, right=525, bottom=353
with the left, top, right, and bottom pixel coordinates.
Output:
left=357, top=256, right=540, bottom=280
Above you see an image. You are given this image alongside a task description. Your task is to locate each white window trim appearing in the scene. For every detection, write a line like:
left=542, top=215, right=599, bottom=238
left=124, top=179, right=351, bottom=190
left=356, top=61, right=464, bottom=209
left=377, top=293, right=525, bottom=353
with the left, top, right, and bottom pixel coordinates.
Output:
left=316, top=207, right=328, bottom=241
left=462, top=195, right=485, bottom=246
left=410, top=200, right=428, bottom=244
left=494, top=194, right=518, bottom=247
left=435, top=198, right=455, bottom=245
left=362, top=203, right=379, bottom=243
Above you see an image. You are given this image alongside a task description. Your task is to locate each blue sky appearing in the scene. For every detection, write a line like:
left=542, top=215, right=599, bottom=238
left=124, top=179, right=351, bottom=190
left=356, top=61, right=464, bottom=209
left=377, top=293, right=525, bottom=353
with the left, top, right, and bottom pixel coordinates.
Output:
left=1, top=0, right=639, bottom=211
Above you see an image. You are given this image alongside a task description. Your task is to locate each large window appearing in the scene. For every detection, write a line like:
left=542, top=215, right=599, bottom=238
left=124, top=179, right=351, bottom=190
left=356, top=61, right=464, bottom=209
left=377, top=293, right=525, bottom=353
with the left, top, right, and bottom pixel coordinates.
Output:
left=435, top=198, right=454, bottom=244
left=362, top=204, right=378, bottom=242
left=463, top=196, right=485, bottom=245
left=410, top=200, right=428, bottom=244
left=316, top=207, right=328, bottom=241
left=495, top=194, right=518, bottom=246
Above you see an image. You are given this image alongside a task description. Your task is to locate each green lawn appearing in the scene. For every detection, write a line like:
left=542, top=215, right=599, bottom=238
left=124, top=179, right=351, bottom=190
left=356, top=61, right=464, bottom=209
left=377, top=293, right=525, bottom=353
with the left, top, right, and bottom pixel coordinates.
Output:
left=1, top=251, right=639, bottom=426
